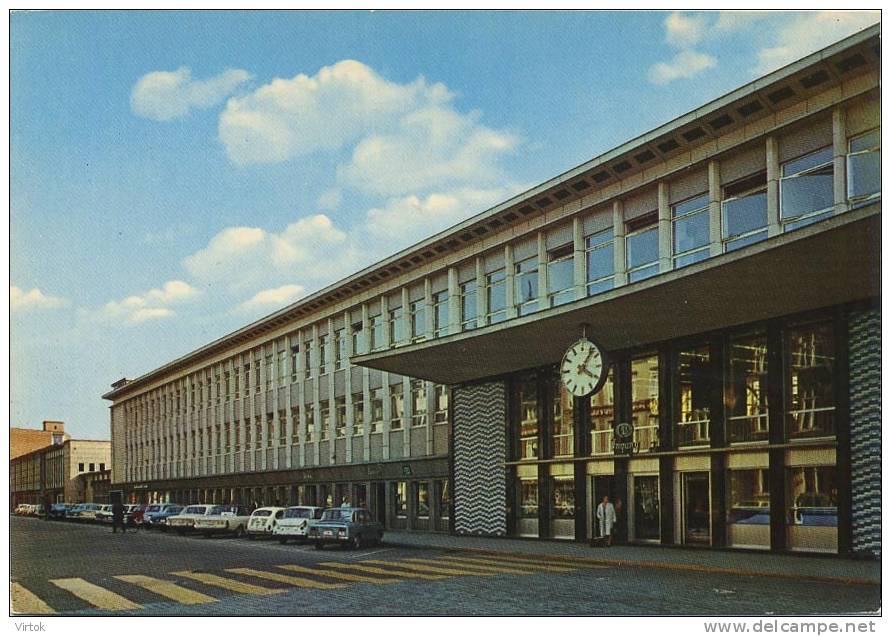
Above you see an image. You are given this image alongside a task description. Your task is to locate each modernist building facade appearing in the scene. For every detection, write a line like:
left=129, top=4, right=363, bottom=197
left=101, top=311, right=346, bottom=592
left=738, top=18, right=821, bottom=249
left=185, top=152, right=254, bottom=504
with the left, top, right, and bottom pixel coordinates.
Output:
left=104, top=27, right=880, bottom=556
left=10, top=438, right=111, bottom=507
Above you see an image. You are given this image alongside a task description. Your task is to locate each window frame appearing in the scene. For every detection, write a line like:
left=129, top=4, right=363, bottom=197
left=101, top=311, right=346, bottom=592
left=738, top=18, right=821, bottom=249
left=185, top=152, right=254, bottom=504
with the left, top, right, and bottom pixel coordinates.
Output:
left=546, top=244, right=575, bottom=308
left=779, top=146, right=835, bottom=231
left=847, top=128, right=881, bottom=204
left=671, top=192, right=711, bottom=268
left=625, top=216, right=660, bottom=282
left=585, top=227, right=615, bottom=296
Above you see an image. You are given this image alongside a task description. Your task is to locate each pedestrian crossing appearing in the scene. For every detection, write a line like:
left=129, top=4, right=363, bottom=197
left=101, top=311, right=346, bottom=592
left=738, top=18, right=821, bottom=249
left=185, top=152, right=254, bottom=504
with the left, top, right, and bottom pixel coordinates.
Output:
left=11, top=551, right=603, bottom=615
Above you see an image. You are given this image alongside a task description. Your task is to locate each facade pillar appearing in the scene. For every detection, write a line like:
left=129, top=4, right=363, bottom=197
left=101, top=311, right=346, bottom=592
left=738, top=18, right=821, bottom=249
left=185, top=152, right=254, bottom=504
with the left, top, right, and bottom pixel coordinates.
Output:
left=475, top=257, right=486, bottom=326
left=766, top=136, right=781, bottom=237
left=536, top=231, right=548, bottom=308
left=447, top=267, right=460, bottom=335
left=832, top=106, right=848, bottom=215
left=708, top=159, right=722, bottom=256
left=612, top=201, right=628, bottom=286
left=657, top=181, right=672, bottom=272
left=572, top=217, right=586, bottom=299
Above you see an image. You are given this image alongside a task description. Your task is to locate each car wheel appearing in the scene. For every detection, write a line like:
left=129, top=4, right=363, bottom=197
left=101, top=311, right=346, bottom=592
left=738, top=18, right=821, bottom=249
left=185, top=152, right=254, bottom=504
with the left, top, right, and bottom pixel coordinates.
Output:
left=234, top=526, right=245, bottom=539
left=350, top=535, right=362, bottom=550
left=246, top=533, right=255, bottom=540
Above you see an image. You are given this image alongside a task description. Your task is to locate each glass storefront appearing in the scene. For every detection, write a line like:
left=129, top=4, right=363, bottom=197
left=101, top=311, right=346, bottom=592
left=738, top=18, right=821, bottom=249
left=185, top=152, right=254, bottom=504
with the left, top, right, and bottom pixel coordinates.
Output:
left=727, top=469, right=770, bottom=549
left=682, top=472, right=710, bottom=544
left=550, top=474, right=575, bottom=539
left=631, top=355, right=659, bottom=452
left=633, top=476, right=660, bottom=541
left=589, top=366, right=615, bottom=455
left=518, top=377, right=539, bottom=460
left=728, top=334, right=769, bottom=443
left=786, top=465, right=837, bottom=552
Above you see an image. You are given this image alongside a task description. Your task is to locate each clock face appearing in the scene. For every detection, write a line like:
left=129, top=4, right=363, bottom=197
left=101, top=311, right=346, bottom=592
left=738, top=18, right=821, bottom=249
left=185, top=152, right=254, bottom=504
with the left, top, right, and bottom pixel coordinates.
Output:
left=560, top=338, right=606, bottom=397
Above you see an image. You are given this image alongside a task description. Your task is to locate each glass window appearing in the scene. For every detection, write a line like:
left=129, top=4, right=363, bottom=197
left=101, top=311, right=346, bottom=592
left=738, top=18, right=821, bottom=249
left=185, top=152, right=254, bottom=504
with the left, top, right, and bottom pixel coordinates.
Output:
left=410, top=301, right=426, bottom=342
left=334, top=397, right=346, bottom=438
left=586, top=228, right=614, bottom=296
left=672, top=193, right=710, bottom=268
left=319, top=405, right=330, bottom=441
left=371, top=315, right=384, bottom=351
left=351, top=323, right=365, bottom=356
left=388, top=308, right=404, bottom=345
left=488, top=269, right=508, bottom=322
left=265, top=354, right=274, bottom=390
left=433, top=384, right=449, bottom=424
left=266, top=418, right=274, bottom=448
left=370, top=387, right=384, bottom=433
left=278, top=351, right=288, bottom=386
left=390, top=384, right=404, bottom=430
left=304, top=341, right=312, bottom=379
left=513, top=259, right=537, bottom=316
left=589, top=366, right=615, bottom=455
left=335, top=329, right=346, bottom=370
left=787, top=322, right=835, bottom=439
left=278, top=411, right=286, bottom=446
left=318, top=334, right=329, bottom=375
left=304, top=404, right=314, bottom=443
left=352, top=394, right=364, bottom=436
left=290, top=344, right=299, bottom=381
left=552, top=379, right=574, bottom=457
left=847, top=129, right=880, bottom=203
left=547, top=245, right=575, bottom=307
left=416, top=482, right=430, bottom=518
left=780, top=147, right=834, bottom=230
left=551, top=477, right=575, bottom=519
left=728, top=334, right=769, bottom=443
left=460, top=281, right=477, bottom=331
left=290, top=406, right=300, bottom=444
left=519, top=478, right=538, bottom=518
left=723, top=173, right=768, bottom=251
left=786, top=465, right=837, bottom=552
left=676, top=345, right=712, bottom=447
left=411, top=380, right=427, bottom=427
left=438, top=480, right=450, bottom=519
left=517, top=377, right=539, bottom=460
left=631, top=355, right=660, bottom=453
left=432, top=291, right=449, bottom=337
left=393, top=482, right=407, bottom=517
left=626, top=219, right=659, bottom=282
left=727, top=469, right=771, bottom=537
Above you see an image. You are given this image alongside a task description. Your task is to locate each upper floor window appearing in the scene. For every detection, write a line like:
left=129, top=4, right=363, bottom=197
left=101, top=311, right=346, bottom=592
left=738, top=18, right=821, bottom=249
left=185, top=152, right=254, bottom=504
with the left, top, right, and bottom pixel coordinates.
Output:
left=433, top=384, right=449, bottom=424
left=390, top=384, right=404, bottom=430
left=388, top=307, right=404, bottom=345
left=547, top=244, right=575, bottom=307
left=460, top=281, right=477, bottom=331
left=786, top=322, right=835, bottom=440
left=727, top=333, right=769, bottom=443
left=780, top=147, right=834, bottom=231
left=243, top=364, right=250, bottom=395
left=433, top=291, right=449, bottom=337
left=265, top=354, right=274, bottom=390
left=631, top=354, right=660, bottom=453
left=319, top=404, right=330, bottom=441
left=233, top=368, right=240, bottom=399
left=290, top=344, right=299, bottom=382
left=334, top=397, right=347, bottom=438
left=410, top=301, right=426, bottom=342
left=335, top=329, right=346, bottom=370
left=585, top=228, right=614, bottom=296
left=672, top=193, right=710, bottom=268
left=305, top=404, right=315, bottom=443
left=847, top=128, right=880, bottom=203
left=318, top=334, right=329, bottom=375
left=254, top=356, right=262, bottom=390
left=676, top=345, right=713, bottom=447
left=290, top=406, right=300, bottom=444
left=303, top=341, right=312, bottom=379
left=278, top=350, right=288, bottom=386
left=351, top=323, right=365, bottom=356
left=488, top=269, right=508, bottom=323
left=352, top=394, right=364, bottom=436
left=513, top=259, right=537, bottom=316
left=371, top=315, right=385, bottom=351
left=723, top=172, right=768, bottom=251
left=626, top=214, right=659, bottom=282
left=370, top=387, right=384, bottom=433
left=411, top=380, right=427, bottom=427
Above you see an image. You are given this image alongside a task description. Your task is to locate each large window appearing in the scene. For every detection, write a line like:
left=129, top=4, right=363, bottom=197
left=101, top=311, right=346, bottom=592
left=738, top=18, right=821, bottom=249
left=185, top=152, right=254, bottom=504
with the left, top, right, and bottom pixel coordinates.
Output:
left=727, top=469, right=770, bottom=549
left=371, top=315, right=385, bottom=351
left=351, top=323, right=365, bottom=356
left=547, top=245, right=575, bottom=307
left=304, top=341, right=312, bottom=379
left=585, top=228, right=614, bottom=296
left=393, top=482, right=407, bottom=518
left=513, top=259, right=537, bottom=316
left=388, top=307, right=404, bottom=345
left=289, top=344, right=299, bottom=381
left=519, top=478, right=538, bottom=518
left=265, top=354, right=274, bottom=390
left=433, top=384, right=449, bottom=424
left=318, top=335, right=329, bottom=375
left=352, top=394, right=364, bottom=436
left=411, top=380, right=427, bottom=427
left=780, top=147, right=834, bottom=231
left=334, top=329, right=346, bottom=370
left=626, top=215, right=659, bottom=282
left=672, top=193, right=710, bottom=268
left=319, top=404, right=330, bottom=441
left=416, top=482, right=430, bottom=518
left=786, top=322, right=835, bottom=439
left=847, top=129, right=880, bottom=203
left=517, top=377, right=539, bottom=460
left=631, top=355, right=659, bottom=452
left=728, top=334, right=769, bottom=443
left=676, top=345, right=712, bottom=447
left=410, top=301, right=426, bottom=342
left=552, top=380, right=574, bottom=457
left=438, top=480, right=450, bottom=519
left=390, top=384, right=404, bottom=431
left=589, top=366, right=615, bottom=455
left=460, top=281, right=477, bottom=331
left=369, top=388, right=384, bottom=433
left=304, top=404, right=314, bottom=443
left=487, top=269, right=508, bottom=323
left=551, top=477, right=575, bottom=519
left=723, top=173, right=768, bottom=251
left=433, top=291, right=449, bottom=337
left=786, top=465, right=837, bottom=552
left=290, top=406, right=300, bottom=444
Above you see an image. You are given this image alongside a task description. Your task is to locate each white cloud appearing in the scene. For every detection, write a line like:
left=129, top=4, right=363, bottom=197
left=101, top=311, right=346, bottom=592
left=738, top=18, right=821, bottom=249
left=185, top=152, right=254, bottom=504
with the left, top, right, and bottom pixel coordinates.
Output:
left=714, top=11, right=772, bottom=32
left=754, top=12, right=879, bottom=74
left=128, top=307, right=174, bottom=324
left=648, top=49, right=717, bottom=85
left=238, top=284, right=306, bottom=312
left=91, top=279, right=199, bottom=324
left=131, top=67, right=251, bottom=121
left=10, top=286, right=68, bottom=311
left=665, top=12, right=709, bottom=48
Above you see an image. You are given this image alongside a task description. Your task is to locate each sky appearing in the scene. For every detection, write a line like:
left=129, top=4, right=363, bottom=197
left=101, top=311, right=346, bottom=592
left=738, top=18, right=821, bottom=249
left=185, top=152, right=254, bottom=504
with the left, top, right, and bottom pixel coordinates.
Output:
left=8, top=10, right=880, bottom=440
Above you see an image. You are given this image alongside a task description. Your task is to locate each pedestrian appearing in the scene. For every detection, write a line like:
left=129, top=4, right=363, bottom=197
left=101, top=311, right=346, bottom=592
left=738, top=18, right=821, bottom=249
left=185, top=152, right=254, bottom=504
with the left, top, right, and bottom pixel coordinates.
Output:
left=111, top=500, right=126, bottom=533
left=596, top=495, right=617, bottom=546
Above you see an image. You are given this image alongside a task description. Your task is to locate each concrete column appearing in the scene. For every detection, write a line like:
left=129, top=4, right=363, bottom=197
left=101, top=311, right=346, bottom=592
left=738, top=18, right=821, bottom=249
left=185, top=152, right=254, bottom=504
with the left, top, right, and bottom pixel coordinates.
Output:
left=613, top=200, right=628, bottom=286
left=381, top=372, right=391, bottom=461
left=504, top=244, right=517, bottom=319
left=312, top=370, right=321, bottom=465
left=297, top=365, right=307, bottom=468
left=360, top=304, right=371, bottom=355
left=362, top=367, right=371, bottom=462
left=766, top=136, right=781, bottom=237
left=284, top=336, right=293, bottom=469
left=832, top=105, right=848, bottom=215
left=423, top=278, right=434, bottom=338
left=402, top=375, right=411, bottom=456
left=380, top=296, right=390, bottom=349
left=573, top=217, right=586, bottom=299
left=311, top=324, right=319, bottom=378
left=475, top=257, right=486, bottom=325
left=326, top=317, right=335, bottom=372
left=344, top=311, right=353, bottom=464
left=537, top=231, right=548, bottom=306
left=447, top=267, right=460, bottom=334
left=658, top=181, right=672, bottom=272
left=708, top=160, right=723, bottom=256
left=425, top=381, right=435, bottom=456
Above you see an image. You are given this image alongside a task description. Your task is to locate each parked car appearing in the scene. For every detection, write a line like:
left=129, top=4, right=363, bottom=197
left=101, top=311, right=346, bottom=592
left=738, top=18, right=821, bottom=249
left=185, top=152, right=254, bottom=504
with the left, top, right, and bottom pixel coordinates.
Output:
left=13, top=504, right=29, bottom=515
left=95, top=504, right=114, bottom=523
left=70, top=503, right=102, bottom=522
left=48, top=503, right=73, bottom=521
left=273, top=506, right=325, bottom=544
left=143, top=504, right=184, bottom=531
left=168, top=504, right=216, bottom=534
left=31, top=504, right=46, bottom=517
left=308, top=507, right=383, bottom=550
left=123, top=504, right=146, bottom=527
left=14, top=503, right=35, bottom=516
left=246, top=506, right=285, bottom=539
left=193, top=505, right=251, bottom=538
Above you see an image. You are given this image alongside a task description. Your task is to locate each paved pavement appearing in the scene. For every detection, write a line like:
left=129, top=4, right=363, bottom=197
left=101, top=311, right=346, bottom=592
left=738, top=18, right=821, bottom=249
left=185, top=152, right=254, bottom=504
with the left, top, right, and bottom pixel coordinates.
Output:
left=10, top=516, right=881, bottom=616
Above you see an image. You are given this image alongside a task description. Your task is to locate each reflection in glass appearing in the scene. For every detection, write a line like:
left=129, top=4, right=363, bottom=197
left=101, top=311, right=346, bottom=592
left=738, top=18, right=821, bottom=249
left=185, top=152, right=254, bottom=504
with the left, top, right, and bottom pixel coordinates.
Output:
left=626, top=225, right=659, bottom=281
left=787, top=323, right=835, bottom=438
left=589, top=366, right=615, bottom=455
left=677, top=345, right=712, bottom=446
left=631, top=356, right=659, bottom=452
left=847, top=129, right=881, bottom=202
left=519, top=478, right=538, bottom=518
left=780, top=147, right=834, bottom=229
left=551, top=477, right=575, bottom=519
left=552, top=380, right=574, bottom=457
left=728, top=334, right=769, bottom=443
left=517, top=377, right=539, bottom=460
left=586, top=229, right=614, bottom=296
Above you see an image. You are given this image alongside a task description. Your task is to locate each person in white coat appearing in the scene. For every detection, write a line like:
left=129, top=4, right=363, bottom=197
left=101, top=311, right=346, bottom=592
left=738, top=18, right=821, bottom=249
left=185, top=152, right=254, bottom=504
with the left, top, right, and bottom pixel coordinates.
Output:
left=596, top=495, right=617, bottom=546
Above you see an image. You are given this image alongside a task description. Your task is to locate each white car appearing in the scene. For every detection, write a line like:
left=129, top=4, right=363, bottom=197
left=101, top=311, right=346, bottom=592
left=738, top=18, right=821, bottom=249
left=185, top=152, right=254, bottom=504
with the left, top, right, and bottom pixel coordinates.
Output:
left=193, top=504, right=252, bottom=538
left=167, top=504, right=216, bottom=534
left=246, top=506, right=285, bottom=539
left=95, top=504, right=114, bottom=523
left=76, top=503, right=103, bottom=522
left=273, top=506, right=325, bottom=544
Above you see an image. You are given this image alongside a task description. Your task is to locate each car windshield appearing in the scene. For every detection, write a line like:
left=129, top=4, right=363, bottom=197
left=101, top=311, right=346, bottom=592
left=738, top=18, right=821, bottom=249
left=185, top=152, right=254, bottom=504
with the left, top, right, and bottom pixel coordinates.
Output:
left=183, top=506, right=205, bottom=514
left=252, top=509, right=272, bottom=517
left=210, top=505, right=238, bottom=515
left=284, top=508, right=313, bottom=519
left=321, top=509, right=349, bottom=521
left=147, top=505, right=161, bottom=512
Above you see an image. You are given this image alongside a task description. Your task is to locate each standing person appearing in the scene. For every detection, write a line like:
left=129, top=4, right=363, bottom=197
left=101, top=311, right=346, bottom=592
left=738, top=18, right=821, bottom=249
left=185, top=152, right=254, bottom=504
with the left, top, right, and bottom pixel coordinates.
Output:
left=596, top=495, right=617, bottom=546
left=111, top=500, right=125, bottom=534
left=613, top=497, right=624, bottom=545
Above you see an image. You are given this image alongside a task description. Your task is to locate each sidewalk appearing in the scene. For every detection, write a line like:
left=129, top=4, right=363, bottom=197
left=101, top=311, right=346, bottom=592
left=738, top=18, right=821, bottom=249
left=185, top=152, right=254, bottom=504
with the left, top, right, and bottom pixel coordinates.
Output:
left=383, top=531, right=881, bottom=585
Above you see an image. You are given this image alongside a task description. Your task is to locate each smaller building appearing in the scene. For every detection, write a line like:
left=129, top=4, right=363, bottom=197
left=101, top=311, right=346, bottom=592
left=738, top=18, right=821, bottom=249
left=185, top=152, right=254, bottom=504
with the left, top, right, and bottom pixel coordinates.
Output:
left=70, top=469, right=112, bottom=504
left=9, top=438, right=111, bottom=508
left=10, top=421, right=69, bottom=459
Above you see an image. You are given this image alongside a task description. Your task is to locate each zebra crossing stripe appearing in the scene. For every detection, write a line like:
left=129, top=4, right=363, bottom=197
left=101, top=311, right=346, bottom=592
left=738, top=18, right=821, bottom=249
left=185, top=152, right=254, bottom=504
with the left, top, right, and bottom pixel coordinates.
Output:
left=49, top=577, right=141, bottom=611
left=467, top=553, right=598, bottom=569
left=320, top=561, right=447, bottom=581
left=171, top=571, right=283, bottom=596
left=407, top=557, right=534, bottom=575
left=278, top=564, right=400, bottom=585
left=438, top=555, right=574, bottom=573
left=114, top=575, right=217, bottom=605
left=361, top=559, right=496, bottom=577
left=11, top=583, right=55, bottom=615
left=226, top=567, right=347, bottom=590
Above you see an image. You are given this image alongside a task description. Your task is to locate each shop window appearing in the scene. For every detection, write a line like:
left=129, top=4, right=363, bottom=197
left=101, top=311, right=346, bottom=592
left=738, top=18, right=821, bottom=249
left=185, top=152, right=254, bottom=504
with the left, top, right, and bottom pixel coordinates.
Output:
left=626, top=214, right=659, bottom=282
left=433, top=291, right=449, bottom=337
left=438, top=480, right=450, bottom=519
left=416, top=482, right=430, bottom=518
left=352, top=394, right=364, bottom=436
left=411, top=380, right=427, bottom=427
left=728, top=333, right=769, bottom=443
left=410, top=301, right=426, bottom=342
left=393, top=482, right=407, bottom=518
left=460, top=281, right=477, bottom=331
left=334, top=397, right=346, bottom=438
left=722, top=172, right=768, bottom=251
left=371, top=315, right=384, bottom=351
left=672, top=193, right=710, bottom=268
left=786, top=465, right=837, bottom=552
left=547, top=245, right=575, bottom=307
left=551, top=477, right=575, bottom=519
left=305, top=404, right=315, bottom=443
left=780, top=147, right=834, bottom=231
left=551, top=379, right=574, bottom=458
left=487, top=269, right=508, bottom=323
left=633, top=475, right=660, bottom=541
left=727, top=469, right=770, bottom=549
left=517, top=377, right=539, bottom=460
left=433, top=384, right=449, bottom=424
left=519, top=478, right=538, bottom=518
left=388, top=308, right=404, bottom=345
left=351, top=323, right=365, bottom=356
left=390, top=384, right=404, bottom=431
left=585, top=228, right=614, bottom=296
left=513, top=259, right=537, bottom=316
left=369, top=388, right=383, bottom=433
left=847, top=129, right=880, bottom=203
left=786, top=322, right=835, bottom=439
left=676, top=345, right=712, bottom=447
left=589, top=365, right=615, bottom=455
left=318, top=334, right=329, bottom=375
left=631, top=355, right=660, bottom=452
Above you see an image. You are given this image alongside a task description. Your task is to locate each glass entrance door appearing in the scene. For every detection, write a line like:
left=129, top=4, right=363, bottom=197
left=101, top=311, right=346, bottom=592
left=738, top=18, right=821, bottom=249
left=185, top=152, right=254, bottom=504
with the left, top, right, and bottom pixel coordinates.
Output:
left=683, top=472, right=711, bottom=544
left=633, top=475, right=660, bottom=541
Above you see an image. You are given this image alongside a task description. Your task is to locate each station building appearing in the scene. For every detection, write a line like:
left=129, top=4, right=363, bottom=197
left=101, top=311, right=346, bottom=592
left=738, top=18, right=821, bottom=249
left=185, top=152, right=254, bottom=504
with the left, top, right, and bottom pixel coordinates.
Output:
left=103, top=27, right=880, bottom=556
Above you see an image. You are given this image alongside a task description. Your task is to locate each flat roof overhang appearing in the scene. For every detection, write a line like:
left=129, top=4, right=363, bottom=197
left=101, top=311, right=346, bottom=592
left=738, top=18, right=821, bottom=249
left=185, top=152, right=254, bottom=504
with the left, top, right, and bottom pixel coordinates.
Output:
left=352, top=204, right=880, bottom=385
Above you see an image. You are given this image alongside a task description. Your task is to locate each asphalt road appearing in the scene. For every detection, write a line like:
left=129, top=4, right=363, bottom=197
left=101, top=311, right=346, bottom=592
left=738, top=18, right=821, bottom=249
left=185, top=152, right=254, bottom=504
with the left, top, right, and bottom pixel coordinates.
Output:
left=10, top=515, right=881, bottom=616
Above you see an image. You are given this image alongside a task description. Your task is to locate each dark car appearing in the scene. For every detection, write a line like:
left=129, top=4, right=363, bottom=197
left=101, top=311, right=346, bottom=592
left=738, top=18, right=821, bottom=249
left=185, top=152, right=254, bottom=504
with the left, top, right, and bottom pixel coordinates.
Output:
left=123, top=504, right=147, bottom=527
left=48, top=503, right=72, bottom=521
left=308, top=507, right=383, bottom=550
left=143, top=504, right=184, bottom=531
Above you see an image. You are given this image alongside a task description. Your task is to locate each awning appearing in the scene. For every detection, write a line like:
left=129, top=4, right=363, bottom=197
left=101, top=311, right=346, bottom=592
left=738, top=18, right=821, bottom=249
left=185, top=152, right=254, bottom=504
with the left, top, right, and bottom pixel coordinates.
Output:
left=352, top=205, right=880, bottom=385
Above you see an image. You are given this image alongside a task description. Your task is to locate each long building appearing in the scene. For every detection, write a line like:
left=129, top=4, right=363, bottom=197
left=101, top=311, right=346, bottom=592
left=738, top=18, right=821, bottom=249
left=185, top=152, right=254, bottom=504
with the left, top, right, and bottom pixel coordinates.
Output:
left=103, top=26, right=880, bottom=556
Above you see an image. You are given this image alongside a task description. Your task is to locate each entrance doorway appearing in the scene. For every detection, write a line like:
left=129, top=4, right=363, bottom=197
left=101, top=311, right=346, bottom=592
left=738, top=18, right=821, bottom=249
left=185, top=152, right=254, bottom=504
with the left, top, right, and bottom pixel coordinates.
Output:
left=683, top=472, right=711, bottom=544
left=633, top=475, right=660, bottom=541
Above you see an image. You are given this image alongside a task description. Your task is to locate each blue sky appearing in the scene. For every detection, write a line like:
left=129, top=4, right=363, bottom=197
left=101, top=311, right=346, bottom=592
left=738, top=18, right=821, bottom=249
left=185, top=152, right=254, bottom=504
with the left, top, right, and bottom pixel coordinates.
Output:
left=9, top=10, right=879, bottom=439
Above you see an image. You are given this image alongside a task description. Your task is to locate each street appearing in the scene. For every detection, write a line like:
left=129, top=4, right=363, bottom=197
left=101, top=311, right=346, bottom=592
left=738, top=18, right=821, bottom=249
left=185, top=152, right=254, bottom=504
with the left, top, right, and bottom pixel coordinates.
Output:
left=10, top=516, right=880, bottom=616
